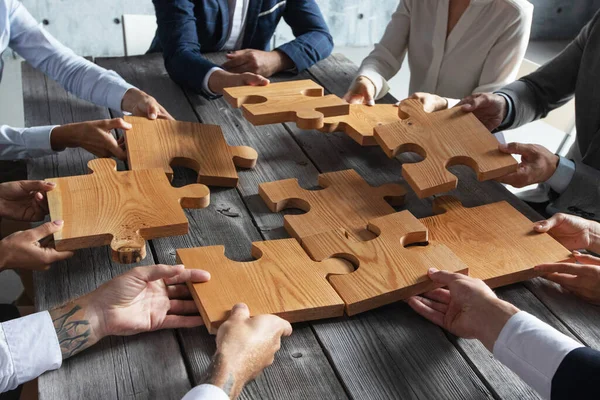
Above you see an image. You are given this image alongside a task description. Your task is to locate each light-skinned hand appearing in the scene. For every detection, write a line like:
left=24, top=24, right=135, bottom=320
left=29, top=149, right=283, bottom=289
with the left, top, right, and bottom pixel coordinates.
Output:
left=0, top=180, right=55, bottom=221
left=343, top=76, right=376, bottom=105
left=457, top=92, right=508, bottom=131
left=208, top=69, right=270, bottom=95
left=0, top=221, right=73, bottom=271
left=222, top=49, right=293, bottom=78
left=408, top=268, right=519, bottom=351
left=497, top=142, right=558, bottom=188
left=535, top=252, right=600, bottom=305
left=534, top=213, right=600, bottom=254
left=121, top=88, right=174, bottom=120
left=407, top=92, right=449, bottom=112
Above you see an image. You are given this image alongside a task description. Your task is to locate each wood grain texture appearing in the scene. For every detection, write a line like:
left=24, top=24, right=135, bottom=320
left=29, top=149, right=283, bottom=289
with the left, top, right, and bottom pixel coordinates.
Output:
left=223, top=79, right=350, bottom=129
left=374, top=99, right=518, bottom=198
left=46, top=158, right=209, bottom=263
left=259, top=169, right=406, bottom=243
left=421, top=196, right=571, bottom=288
left=178, top=239, right=353, bottom=334
left=303, top=211, right=468, bottom=315
left=124, top=116, right=257, bottom=187
left=320, top=104, right=400, bottom=146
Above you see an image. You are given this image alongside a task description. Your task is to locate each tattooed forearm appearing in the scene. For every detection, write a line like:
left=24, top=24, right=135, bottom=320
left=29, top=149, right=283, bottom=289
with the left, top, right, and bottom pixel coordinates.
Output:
left=51, top=304, right=92, bottom=359
left=203, top=353, right=242, bottom=398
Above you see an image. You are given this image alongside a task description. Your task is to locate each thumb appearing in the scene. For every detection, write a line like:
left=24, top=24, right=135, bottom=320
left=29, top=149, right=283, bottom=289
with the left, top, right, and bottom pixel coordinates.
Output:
left=229, top=303, right=250, bottom=321
left=132, top=264, right=185, bottom=283
left=244, top=74, right=269, bottom=87
left=278, top=318, right=293, bottom=337
left=427, top=268, right=463, bottom=285
left=533, top=213, right=564, bottom=233
left=19, top=180, right=56, bottom=193
left=573, top=251, right=600, bottom=266
left=28, top=220, right=64, bottom=241
left=499, top=142, right=532, bottom=157
left=104, top=134, right=127, bottom=161
left=146, top=103, right=159, bottom=120
left=106, top=118, right=133, bottom=131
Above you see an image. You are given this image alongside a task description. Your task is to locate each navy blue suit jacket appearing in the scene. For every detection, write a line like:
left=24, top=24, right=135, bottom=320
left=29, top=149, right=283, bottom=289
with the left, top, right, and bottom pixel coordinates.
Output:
left=150, top=0, right=333, bottom=98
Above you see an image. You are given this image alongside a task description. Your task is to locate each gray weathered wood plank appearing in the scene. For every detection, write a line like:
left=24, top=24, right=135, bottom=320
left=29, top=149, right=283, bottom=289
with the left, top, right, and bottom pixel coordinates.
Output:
left=96, top=54, right=349, bottom=400
left=23, top=63, right=192, bottom=400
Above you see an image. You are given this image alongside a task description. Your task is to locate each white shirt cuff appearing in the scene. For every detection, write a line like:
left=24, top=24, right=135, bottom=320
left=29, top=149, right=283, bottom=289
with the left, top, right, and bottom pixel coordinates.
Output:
left=181, top=384, right=229, bottom=400
left=545, top=157, right=576, bottom=194
left=98, top=70, right=135, bottom=112
left=356, top=67, right=389, bottom=100
left=1, top=311, right=62, bottom=391
left=446, top=98, right=460, bottom=109
left=493, top=311, right=583, bottom=400
left=203, top=67, right=223, bottom=97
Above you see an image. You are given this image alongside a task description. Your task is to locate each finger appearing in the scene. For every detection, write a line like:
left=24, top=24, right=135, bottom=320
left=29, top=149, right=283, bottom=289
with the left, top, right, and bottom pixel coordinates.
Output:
left=39, top=246, right=74, bottom=264
left=222, top=55, right=250, bottom=70
left=498, top=142, right=535, bottom=157
left=497, top=166, right=530, bottom=188
left=422, top=288, right=451, bottom=304
left=535, top=261, right=599, bottom=277
left=542, top=272, right=585, bottom=288
left=27, top=220, right=64, bottom=241
left=275, top=317, right=293, bottom=337
left=415, top=295, right=449, bottom=313
left=19, top=180, right=56, bottom=194
left=132, top=264, right=185, bottom=283
left=161, top=315, right=204, bottom=329
left=146, top=102, right=160, bottom=120
left=229, top=302, right=250, bottom=321
left=164, top=268, right=211, bottom=285
left=167, top=284, right=192, bottom=299
left=407, top=296, right=445, bottom=327
left=104, top=118, right=133, bottom=131
left=243, top=75, right=269, bottom=87
left=427, top=268, right=464, bottom=286
left=533, top=213, right=567, bottom=234
left=103, top=134, right=127, bottom=161
left=157, top=106, right=175, bottom=121
left=346, top=94, right=366, bottom=105
left=573, top=251, right=600, bottom=266
left=168, top=299, right=199, bottom=315
left=458, top=95, right=479, bottom=111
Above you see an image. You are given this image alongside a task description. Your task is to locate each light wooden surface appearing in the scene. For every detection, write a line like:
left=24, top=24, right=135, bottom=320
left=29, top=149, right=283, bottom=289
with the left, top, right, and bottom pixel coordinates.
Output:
left=259, top=169, right=406, bottom=244
left=320, top=104, right=400, bottom=146
left=124, top=116, right=257, bottom=187
left=223, top=79, right=350, bottom=129
left=303, top=211, right=468, bottom=315
left=178, top=239, right=353, bottom=334
left=46, top=158, right=210, bottom=263
left=374, top=99, right=518, bottom=198
left=421, top=196, right=572, bottom=288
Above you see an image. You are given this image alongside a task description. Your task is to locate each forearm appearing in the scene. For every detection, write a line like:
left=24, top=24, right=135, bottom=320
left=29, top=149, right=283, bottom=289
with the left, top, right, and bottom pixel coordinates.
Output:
left=201, top=353, right=246, bottom=399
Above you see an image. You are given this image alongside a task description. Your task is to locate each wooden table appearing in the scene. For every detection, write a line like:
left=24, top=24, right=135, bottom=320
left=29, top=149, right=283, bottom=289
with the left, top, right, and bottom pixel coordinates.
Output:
left=23, top=53, right=600, bottom=400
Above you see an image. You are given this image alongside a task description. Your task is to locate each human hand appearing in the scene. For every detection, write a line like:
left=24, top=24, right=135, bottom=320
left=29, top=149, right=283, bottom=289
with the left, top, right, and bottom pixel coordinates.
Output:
left=205, top=303, right=292, bottom=399
left=407, top=92, right=448, bottom=112
left=0, top=221, right=73, bottom=271
left=343, top=76, right=376, bottom=105
left=457, top=93, right=508, bottom=131
left=222, top=49, right=293, bottom=78
left=208, top=69, right=270, bottom=95
left=0, top=180, right=55, bottom=221
left=408, top=268, right=519, bottom=351
left=535, top=252, right=600, bottom=305
left=50, top=118, right=132, bottom=160
left=121, top=88, right=174, bottom=120
left=534, top=213, right=600, bottom=253
left=497, top=142, right=558, bottom=188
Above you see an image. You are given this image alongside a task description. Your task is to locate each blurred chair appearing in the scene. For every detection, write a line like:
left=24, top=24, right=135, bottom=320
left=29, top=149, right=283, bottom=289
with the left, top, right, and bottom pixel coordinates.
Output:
left=122, top=14, right=157, bottom=57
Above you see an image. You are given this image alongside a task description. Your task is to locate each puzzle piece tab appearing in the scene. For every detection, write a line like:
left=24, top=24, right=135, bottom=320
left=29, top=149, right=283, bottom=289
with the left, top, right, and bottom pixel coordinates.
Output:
left=303, top=211, right=468, bottom=315
left=178, top=239, right=353, bottom=334
left=125, top=116, right=257, bottom=187
left=259, top=169, right=406, bottom=244
left=320, top=104, right=400, bottom=146
left=374, top=99, right=518, bottom=198
left=46, top=158, right=209, bottom=264
left=420, top=197, right=571, bottom=288
left=223, top=79, right=350, bottom=129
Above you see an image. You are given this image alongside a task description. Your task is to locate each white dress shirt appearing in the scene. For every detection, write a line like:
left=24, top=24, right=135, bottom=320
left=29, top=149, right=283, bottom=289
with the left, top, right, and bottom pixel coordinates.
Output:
left=0, top=0, right=134, bottom=160
left=356, top=0, right=533, bottom=105
left=493, top=311, right=584, bottom=399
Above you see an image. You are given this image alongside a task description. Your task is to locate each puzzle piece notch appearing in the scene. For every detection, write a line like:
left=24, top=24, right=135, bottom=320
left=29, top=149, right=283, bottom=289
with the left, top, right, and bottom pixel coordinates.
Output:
left=223, top=79, right=350, bottom=129
left=421, top=196, right=572, bottom=288
left=124, top=116, right=258, bottom=188
left=320, top=104, right=401, bottom=146
left=374, top=99, right=518, bottom=198
left=178, top=239, right=353, bottom=334
left=47, top=158, right=210, bottom=264
left=302, top=211, right=469, bottom=315
left=258, top=169, right=406, bottom=243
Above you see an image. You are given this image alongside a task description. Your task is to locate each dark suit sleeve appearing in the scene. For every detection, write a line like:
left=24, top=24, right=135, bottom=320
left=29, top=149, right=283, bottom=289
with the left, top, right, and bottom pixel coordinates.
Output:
left=276, top=0, right=333, bottom=72
left=152, top=0, right=219, bottom=97
left=499, top=10, right=600, bottom=129
left=552, top=347, right=600, bottom=399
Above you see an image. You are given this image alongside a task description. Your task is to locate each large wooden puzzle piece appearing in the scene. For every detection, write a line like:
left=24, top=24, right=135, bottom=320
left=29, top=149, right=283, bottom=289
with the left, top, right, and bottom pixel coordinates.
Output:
left=46, top=158, right=209, bottom=264
left=374, top=99, right=518, bottom=198
left=124, top=116, right=257, bottom=187
left=320, top=104, right=400, bottom=146
left=223, top=79, right=350, bottom=129
left=178, top=239, right=353, bottom=334
left=420, top=197, right=571, bottom=288
left=259, top=169, right=406, bottom=243
left=302, top=211, right=468, bottom=315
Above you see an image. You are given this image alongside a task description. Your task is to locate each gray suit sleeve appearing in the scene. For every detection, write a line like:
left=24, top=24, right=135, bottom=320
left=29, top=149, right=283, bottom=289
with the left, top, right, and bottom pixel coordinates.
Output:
left=550, top=161, right=600, bottom=221
left=499, top=12, right=600, bottom=129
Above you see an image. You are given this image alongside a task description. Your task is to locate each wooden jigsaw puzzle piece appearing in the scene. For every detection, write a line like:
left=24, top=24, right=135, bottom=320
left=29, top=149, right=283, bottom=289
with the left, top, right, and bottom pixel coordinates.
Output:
left=320, top=104, right=400, bottom=146
left=302, top=211, right=468, bottom=315
left=374, top=99, right=518, bottom=198
left=258, top=169, right=406, bottom=242
left=223, top=79, right=350, bottom=129
left=124, top=116, right=258, bottom=187
left=420, top=196, right=572, bottom=288
left=47, top=158, right=210, bottom=264
left=178, top=239, right=353, bottom=334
